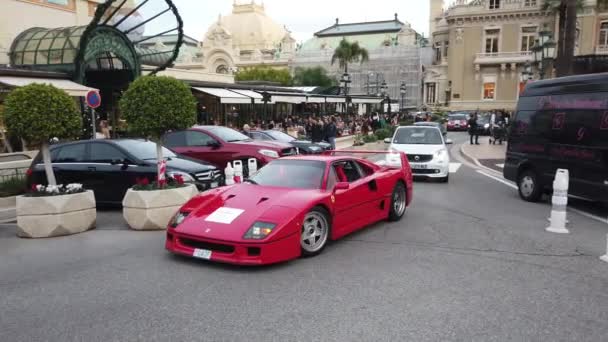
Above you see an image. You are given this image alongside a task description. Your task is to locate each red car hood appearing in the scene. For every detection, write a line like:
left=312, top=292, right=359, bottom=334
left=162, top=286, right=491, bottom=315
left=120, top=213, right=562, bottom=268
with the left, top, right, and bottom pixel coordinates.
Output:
left=175, top=184, right=318, bottom=242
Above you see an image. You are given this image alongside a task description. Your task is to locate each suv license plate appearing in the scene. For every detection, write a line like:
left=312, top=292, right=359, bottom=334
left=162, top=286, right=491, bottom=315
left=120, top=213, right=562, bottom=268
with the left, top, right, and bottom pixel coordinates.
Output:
left=193, top=249, right=212, bottom=260
left=410, top=163, right=427, bottom=169
left=210, top=182, right=219, bottom=189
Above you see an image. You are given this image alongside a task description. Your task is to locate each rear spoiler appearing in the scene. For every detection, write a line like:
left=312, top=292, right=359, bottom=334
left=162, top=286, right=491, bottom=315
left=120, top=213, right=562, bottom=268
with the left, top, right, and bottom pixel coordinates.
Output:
left=323, top=150, right=410, bottom=169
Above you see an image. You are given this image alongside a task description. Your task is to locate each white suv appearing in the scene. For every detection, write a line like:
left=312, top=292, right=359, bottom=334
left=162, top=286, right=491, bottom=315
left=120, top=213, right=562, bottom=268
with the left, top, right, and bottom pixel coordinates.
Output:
left=385, top=126, right=453, bottom=183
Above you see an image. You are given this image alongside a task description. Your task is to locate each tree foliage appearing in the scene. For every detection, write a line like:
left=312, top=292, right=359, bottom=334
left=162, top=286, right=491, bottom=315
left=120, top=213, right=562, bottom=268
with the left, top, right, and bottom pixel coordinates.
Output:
left=331, top=38, right=370, bottom=73
left=3, top=83, right=81, bottom=144
left=293, top=67, right=336, bottom=87
left=119, top=75, right=197, bottom=140
left=235, top=66, right=293, bottom=86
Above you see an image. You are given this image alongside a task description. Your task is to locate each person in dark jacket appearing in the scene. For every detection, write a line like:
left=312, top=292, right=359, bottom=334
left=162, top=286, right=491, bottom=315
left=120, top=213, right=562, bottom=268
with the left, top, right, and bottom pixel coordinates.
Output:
left=468, top=113, right=479, bottom=145
left=325, top=116, right=338, bottom=150
left=311, top=118, right=324, bottom=143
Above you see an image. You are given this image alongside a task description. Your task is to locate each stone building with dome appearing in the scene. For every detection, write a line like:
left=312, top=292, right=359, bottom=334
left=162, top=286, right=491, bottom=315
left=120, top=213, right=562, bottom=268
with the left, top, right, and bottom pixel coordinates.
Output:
left=199, top=1, right=296, bottom=74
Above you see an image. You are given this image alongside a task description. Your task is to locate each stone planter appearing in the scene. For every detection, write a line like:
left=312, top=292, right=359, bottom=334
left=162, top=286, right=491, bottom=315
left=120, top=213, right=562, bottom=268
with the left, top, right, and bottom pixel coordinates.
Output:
left=122, top=184, right=198, bottom=231
left=16, top=190, right=96, bottom=238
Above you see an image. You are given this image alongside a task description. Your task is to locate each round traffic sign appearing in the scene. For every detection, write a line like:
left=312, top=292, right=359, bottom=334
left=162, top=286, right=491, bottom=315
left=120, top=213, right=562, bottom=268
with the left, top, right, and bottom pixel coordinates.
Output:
left=86, top=90, right=101, bottom=109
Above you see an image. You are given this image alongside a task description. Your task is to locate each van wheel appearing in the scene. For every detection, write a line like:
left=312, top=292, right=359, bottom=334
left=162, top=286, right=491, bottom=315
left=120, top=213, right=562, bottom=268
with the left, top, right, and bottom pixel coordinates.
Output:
left=518, top=169, right=542, bottom=202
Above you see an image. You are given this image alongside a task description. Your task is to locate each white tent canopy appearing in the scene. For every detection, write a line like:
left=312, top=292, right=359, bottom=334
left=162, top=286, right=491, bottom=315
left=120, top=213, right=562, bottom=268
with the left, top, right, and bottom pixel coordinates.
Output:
left=0, top=76, right=98, bottom=97
left=230, top=89, right=275, bottom=104
left=193, top=87, right=252, bottom=104
left=269, top=93, right=307, bottom=104
left=352, top=97, right=383, bottom=104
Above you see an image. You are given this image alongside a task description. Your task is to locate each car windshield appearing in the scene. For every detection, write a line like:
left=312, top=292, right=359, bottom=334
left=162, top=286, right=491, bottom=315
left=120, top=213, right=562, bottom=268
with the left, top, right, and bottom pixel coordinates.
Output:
left=393, top=127, right=443, bottom=145
left=265, top=130, right=295, bottom=142
left=206, top=126, right=251, bottom=142
left=248, top=159, right=325, bottom=189
left=113, top=140, right=176, bottom=160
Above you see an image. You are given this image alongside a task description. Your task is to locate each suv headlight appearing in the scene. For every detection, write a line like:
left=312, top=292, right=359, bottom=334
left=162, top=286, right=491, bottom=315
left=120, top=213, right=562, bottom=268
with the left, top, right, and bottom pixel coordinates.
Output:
left=243, top=222, right=276, bottom=240
left=169, top=211, right=190, bottom=228
left=434, top=149, right=447, bottom=162
left=168, top=171, right=195, bottom=182
left=258, top=149, right=279, bottom=159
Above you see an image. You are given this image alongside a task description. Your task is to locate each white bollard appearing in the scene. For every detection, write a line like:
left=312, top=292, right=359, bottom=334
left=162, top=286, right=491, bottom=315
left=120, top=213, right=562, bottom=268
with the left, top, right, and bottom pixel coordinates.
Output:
left=600, top=234, right=608, bottom=263
left=233, top=160, right=243, bottom=183
left=224, top=162, right=235, bottom=185
left=546, top=169, right=570, bottom=234
left=248, top=158, right=258, bottom=177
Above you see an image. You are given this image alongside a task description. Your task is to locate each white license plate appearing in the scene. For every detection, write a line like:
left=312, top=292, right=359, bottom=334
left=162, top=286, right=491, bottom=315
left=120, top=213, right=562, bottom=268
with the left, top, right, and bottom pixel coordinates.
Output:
left=193, top=249, right=212, bottom=260
left=210, top=182, right=219, bottom=189
left=410, top=163, right=428, bottom=169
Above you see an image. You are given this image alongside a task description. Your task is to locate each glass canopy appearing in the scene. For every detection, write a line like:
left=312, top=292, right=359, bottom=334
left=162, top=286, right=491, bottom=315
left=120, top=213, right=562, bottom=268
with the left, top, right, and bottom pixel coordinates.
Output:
left=10, top=26, right=87, bottom=66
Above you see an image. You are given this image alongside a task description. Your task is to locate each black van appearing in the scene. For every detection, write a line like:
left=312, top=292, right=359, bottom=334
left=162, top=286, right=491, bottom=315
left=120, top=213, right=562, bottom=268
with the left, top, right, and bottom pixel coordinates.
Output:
left=504, top=73, right=608, bottom=203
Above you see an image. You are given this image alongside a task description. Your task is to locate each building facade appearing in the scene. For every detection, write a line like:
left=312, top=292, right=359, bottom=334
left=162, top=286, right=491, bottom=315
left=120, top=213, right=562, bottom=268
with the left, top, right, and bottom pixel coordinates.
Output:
left=425, top=0, right=608, bottom=112
left=199, top=1, right=296, bottom=74
left=291, top=14, right=428, bottom=110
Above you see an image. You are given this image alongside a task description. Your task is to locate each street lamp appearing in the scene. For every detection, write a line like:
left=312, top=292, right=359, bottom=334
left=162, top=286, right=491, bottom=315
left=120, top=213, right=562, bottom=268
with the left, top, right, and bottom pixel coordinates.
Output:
left=381, top=80, right=391, bottom=114
left=399, top=81, right=407, bottom=113
left=531, top=25, right=556, bottom=80
left=341, top=72, right=351, bottom=114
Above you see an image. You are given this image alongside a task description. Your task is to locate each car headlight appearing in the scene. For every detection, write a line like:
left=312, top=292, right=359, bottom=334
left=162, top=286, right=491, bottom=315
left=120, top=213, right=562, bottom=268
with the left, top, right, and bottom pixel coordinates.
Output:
left=168, top=171, right=195, bottom=182
left=309, top=146, right=320, bottom=152
left=434, top=149, right=447, bottom=162
left=169, top=211, right=190, bottom=228
left=484, top=123, right=490, bottom=129
left=258, top=149, right=279, bottom=159
left=243, top=221, right=277, bottom=240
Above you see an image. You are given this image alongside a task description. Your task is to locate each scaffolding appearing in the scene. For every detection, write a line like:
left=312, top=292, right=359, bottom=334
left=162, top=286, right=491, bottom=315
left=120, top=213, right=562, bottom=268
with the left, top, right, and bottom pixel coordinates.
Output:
left=291, top=45, right=424, bottom=109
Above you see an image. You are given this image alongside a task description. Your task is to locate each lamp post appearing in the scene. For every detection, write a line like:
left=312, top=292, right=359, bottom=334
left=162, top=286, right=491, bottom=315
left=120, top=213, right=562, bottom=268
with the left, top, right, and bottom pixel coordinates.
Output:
left=531, top=26, right=556, bottom=80
left=400, top=81, right=406, bottom=113
left=341, top=72, right=351, bottom=114
left=381, top=80, right=391, bottom=115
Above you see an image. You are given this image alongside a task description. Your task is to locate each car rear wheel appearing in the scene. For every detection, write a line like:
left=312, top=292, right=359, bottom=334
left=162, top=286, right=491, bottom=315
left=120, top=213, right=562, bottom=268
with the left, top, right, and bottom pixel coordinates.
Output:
left=300, top=207, right=330, bottom=257
left=388, top=182, right=407, bottom=221
left=518, top=169, right=543, bottom=202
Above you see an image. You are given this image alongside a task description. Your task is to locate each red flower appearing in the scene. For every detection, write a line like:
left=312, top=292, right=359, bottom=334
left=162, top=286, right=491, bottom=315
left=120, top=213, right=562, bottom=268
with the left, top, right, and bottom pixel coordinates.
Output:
left=136, top=177, right=150, bottom=186
left=157, top=178, right=167, bottom=188
left=173, top=175, right=184, bottom=185
left=31, top=184, right=38, bottom=192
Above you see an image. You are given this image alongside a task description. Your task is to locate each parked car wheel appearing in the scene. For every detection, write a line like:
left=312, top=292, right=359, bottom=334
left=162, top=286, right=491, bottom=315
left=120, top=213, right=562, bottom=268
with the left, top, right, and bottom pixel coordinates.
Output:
left=518, top=169, right=543, bottom=202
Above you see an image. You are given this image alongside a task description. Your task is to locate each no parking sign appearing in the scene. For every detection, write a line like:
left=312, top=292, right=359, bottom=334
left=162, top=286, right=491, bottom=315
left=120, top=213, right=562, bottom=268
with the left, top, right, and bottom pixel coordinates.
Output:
left=86, top=90, right=101, bottom=109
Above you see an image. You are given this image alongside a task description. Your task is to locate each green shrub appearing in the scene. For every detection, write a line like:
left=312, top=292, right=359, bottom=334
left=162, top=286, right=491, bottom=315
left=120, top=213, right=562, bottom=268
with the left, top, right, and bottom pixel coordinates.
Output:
left=374, top=128, right=391, bottom=141
left=0, top=177, right=26, bottom=197
left=362, top=134, right=377, bottom=143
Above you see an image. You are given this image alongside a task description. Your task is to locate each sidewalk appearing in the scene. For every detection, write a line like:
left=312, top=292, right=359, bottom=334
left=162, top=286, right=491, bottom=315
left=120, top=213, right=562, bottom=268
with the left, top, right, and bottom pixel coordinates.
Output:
left=460, top=141, right=507, bottom=173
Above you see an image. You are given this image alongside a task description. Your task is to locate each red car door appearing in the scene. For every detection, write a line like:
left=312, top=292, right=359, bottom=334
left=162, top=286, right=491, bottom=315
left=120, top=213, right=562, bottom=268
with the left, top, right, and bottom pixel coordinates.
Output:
left=165, top=130, right=226, bottom=169
left=331, top=160, right=378, bottom=238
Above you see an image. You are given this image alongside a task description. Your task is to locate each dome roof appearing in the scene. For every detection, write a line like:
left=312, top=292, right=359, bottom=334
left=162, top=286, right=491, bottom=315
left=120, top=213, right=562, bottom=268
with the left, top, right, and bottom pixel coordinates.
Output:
left=203, top=1, right=289, bottom=51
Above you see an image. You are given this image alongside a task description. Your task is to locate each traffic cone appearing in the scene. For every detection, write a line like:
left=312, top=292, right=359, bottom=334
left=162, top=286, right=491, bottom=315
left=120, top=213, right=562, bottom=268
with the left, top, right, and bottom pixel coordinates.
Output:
left=225, top=162, right=235, bottom=185
left=546, top=169, right=570, bottom=234
left=248, top=158, right=257, bottom=177
left=233, top=160, right=243, bottom=183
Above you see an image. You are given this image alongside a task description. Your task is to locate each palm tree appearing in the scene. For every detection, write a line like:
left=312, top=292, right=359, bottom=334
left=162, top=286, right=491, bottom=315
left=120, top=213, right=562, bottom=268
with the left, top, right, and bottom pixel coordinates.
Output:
left=331, top=38, right=370, bottom=75
left=542, top=0, right=581, bottom=76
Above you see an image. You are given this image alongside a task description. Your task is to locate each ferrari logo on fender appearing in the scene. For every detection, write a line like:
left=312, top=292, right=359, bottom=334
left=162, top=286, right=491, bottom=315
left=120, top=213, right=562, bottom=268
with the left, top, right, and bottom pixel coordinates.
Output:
left=205, top=228, right=211, bottom=233
left=331, top=195, right=335, bottom=204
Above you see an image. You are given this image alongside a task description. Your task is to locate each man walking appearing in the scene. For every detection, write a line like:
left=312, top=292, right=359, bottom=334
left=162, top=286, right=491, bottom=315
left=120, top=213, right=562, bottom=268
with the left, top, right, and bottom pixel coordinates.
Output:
left=468, top=113, right=480, bottom=145
left=326, top=116, right=338, bottom=150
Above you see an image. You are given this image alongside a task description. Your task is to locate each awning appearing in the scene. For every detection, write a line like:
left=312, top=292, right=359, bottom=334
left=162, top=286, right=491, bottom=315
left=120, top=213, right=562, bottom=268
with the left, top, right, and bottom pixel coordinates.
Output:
left=306, top=96, right=326, bottom=103
left=0, top=76, right=98, bottom=97
left=230, top=89, right=274, bottom=104
left=193, top=87, right=252, bottom=104
left=352, top=97, right=383, bottom=104
left=268, top=92, right=307, bottom=104
left=325, top=96, right=346, bottom=103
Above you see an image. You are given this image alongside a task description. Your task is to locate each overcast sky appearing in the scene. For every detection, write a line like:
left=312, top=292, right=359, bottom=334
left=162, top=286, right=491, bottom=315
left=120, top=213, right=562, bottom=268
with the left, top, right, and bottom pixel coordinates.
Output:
left=172, top=0, right=431, bottom=43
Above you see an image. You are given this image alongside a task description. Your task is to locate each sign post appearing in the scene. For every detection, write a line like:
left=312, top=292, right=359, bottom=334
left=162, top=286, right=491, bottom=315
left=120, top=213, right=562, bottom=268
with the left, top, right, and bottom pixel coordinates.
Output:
left=86, top=90, right=101, bottom=139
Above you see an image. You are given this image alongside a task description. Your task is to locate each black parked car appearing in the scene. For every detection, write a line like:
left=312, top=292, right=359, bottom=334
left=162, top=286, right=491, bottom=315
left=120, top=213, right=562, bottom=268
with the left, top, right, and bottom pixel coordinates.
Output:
left=246, top=130, right=331, bottom=154
left=476, top=114, right=492, bottom=135
left=26, top=139, right=223, bottom=205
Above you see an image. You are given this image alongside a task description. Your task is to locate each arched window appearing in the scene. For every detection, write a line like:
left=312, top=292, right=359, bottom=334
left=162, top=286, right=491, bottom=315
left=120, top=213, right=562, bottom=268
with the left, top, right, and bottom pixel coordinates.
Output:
left=216, top=65, right=229, bottom=74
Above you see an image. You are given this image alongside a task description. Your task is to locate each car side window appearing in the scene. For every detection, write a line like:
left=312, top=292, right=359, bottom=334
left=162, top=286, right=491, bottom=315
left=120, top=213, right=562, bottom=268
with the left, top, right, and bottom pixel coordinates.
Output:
left=185, top=131, right=216, bottom=146
left=356, top=161, right=373, bottom=177
left=89, top=143, right=127, bottom=163
left=326, top=166, right=338, bottom=190
left=51, top=144, right=86, bottom=163
left=163, top=131, right=186, bottom=148
left=333, top=160, right=362, bottom=183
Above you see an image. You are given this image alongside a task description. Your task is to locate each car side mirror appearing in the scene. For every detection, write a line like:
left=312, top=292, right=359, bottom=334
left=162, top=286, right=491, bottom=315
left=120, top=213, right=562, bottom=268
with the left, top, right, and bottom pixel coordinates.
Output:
left=384, top=138, right=391, bottom=144
left=334, top=182, right=350, bottom=191
left=445, top=139, right=453, bottom=145
left=207, top=141, right=221, bottom=149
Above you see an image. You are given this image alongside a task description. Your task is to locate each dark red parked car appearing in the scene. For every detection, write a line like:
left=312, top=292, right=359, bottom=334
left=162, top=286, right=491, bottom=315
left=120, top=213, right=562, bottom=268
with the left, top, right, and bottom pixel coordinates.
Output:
left=163, top=126, right=297, bottom=177
left=446, top=114, right=469, bottom=131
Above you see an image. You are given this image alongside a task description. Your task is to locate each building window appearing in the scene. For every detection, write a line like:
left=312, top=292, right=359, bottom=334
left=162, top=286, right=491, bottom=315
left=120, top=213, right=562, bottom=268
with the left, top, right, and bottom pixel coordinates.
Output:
left=489, top=0, right=501, bottom=10
left=443, top=41, right=449, bottom=59
left=426, top=83, right=437, bottom=104
left=46, top=0, right=68, bottom=5
left=599, top=22, right=608, bottom=46
left=521, top=26, right=537, bottom=52
left=524, top=0, right=537, bottom=7
left=483, top=82, right=496, bottom=100
left=485, top=29, right=500, bottom=53
left=434, top=42, right=442, bottom=63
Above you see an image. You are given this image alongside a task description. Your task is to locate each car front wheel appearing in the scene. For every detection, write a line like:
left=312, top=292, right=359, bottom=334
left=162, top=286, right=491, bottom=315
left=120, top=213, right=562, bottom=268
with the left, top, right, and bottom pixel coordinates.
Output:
left=518, top=169, right=542, bottom=202
left=300, top=207, right=330, bottom=257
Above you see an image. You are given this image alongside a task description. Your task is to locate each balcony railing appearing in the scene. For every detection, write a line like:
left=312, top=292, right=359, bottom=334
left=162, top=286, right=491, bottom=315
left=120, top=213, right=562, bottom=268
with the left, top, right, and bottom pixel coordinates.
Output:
left=447, top=0, right=542, bottom=16
left=474, top=51, right=533, bottom=64
left=595, top=45, right=608, bottom=55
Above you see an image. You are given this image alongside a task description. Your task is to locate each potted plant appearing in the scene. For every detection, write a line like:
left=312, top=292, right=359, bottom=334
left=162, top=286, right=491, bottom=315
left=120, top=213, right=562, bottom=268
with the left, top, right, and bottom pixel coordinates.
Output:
left=119, top=76, right=198, bottom=230
left=3, top=83, right=94, bottom=238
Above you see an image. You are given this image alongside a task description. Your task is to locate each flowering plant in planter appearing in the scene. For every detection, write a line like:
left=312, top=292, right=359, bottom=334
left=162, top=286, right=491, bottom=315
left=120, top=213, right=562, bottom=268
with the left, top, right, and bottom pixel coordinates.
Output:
left=131, top=175, right=188, bottom=191
left=27, top=183, right=86, bottom=197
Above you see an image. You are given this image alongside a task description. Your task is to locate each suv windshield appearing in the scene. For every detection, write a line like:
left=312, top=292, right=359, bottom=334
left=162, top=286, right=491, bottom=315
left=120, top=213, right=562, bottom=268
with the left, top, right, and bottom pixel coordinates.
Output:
left=265, top=130, right=295, bottom=142
left=114, top=140, right=176, bottom=160
left=206, top=126, right=251, bottom=142
left=393, top=127, right=443, bottom=145
left=249, top=159, right=325, bottom=189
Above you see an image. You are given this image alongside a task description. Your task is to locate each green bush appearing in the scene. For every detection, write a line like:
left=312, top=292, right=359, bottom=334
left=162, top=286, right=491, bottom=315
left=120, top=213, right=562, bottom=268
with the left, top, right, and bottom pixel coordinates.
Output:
left=374, top=128, right=391, bottom=140
left=0, top=177, right=26, bottom=197
left=362, top=134, right=377, bottom=143
left=399, top=119, right=414, bottom=126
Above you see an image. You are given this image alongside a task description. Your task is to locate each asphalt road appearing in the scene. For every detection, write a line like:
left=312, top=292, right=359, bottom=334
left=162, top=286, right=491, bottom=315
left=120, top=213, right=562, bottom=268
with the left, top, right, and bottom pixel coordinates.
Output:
left=1, top=133, right=607, bottom=342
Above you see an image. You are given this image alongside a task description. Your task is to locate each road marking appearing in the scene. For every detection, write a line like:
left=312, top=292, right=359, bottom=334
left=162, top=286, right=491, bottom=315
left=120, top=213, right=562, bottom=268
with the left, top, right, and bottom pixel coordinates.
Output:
left=449, top=163, right=462, bottom=173
left=476, top=170, right=517, bottom=189
left=496, top=164, right=504, bottom=168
